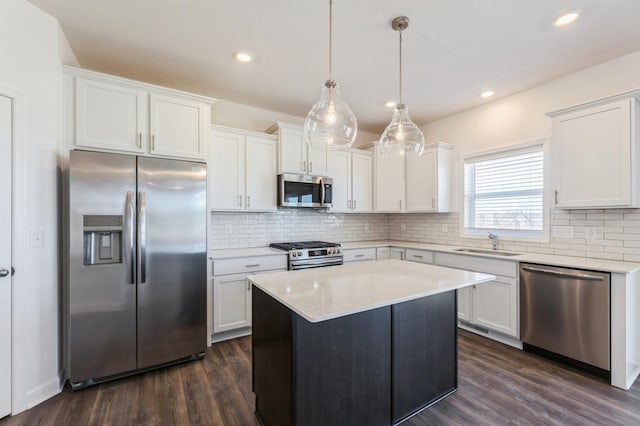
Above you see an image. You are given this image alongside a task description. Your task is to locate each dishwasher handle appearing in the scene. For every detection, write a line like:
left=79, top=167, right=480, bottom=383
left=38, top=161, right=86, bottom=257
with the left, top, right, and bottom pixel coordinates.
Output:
left=521, top=265, right=604, bottom=281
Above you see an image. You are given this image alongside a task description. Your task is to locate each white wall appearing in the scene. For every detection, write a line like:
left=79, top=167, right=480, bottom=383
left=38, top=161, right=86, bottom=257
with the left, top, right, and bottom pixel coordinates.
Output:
left=1, top=0, right=67, bottom=413
left=421, top=49, right=640, bottom=154
left=212, top=99, right=379, bottom=148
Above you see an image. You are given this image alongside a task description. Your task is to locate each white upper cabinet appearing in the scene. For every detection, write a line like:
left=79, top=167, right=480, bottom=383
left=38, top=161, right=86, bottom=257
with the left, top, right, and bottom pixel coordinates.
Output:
left=327, top=149, right=373, bottom=213
left=374, top=147, right=405, bottom=212
left=149, top=94, right=208, bottom=159
left=209, top=126, right=277, bottom=212
left=405, top=143, right=454, bottom=212
left=549, top=95, right=640, bottom=208
left=75, top=78, right=147, bottom=153
left=267, top=122, right=328, bottom=175
left=65, top=67, right=213, bottom=161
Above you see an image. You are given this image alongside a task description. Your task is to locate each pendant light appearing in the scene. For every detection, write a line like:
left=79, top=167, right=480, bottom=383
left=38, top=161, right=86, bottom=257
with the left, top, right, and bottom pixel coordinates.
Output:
left=304, top=0, right=358, bottom=151
left=378, top=16, right=425, bottom=157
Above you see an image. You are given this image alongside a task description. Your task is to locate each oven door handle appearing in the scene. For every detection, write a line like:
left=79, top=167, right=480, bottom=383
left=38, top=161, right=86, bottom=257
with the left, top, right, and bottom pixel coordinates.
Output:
left=290, top=257, right=343, bottom=268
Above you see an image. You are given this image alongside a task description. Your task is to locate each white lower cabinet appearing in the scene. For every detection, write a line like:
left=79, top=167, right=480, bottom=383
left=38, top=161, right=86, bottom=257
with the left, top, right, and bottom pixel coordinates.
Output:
left=390, top=247, right=405, bottom=260
left=434, top=252, right=519, bottom=338
left=404, top=248, right=434, bottom=264
left=343, top=248, right=376, bottom=262
left=376, top=247, right=391, bottom=260
left=212, top=255, right=286, bottom=338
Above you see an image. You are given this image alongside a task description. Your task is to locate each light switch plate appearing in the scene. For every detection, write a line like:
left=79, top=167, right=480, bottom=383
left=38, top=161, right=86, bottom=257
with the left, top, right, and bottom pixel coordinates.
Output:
left=442, top=224, right=448, bottom=233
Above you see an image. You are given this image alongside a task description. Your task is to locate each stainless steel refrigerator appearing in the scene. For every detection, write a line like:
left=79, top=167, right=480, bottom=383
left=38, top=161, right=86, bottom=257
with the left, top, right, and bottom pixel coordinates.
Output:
left=67, top=150, right=207, bottom=389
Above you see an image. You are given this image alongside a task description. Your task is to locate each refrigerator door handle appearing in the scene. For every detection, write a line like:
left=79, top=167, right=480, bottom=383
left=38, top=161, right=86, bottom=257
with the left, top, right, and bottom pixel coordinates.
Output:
left=138, top=191, right=147, bottom=284
left=125, top=191, right=135, bottom=284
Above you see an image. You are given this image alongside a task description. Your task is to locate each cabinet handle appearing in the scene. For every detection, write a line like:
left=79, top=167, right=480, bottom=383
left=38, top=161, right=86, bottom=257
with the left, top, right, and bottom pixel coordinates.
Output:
left=400, top=252, right=404, bottom=261
left=238, top=195, right=242, bottom=207
left=245, top=264, right=261, bottom=268
left=302, top=161, right=306, bottom=172
left=399, top=200, right=402, bottom=210
left=413, top=254, right=423, bottom=259
left=353, top=199, right=357, bottom=210
left=247, top=195, right=251, bottom=208
left=138, top=132, right=142, bottom=148
left=355, top=254, right=365, bottom=258
left=432, top=198, right=435, bottom=209
left=309, top=162, right=313, bottom=173
left=151, top=134, right=156, bottom=151
left=247, top=281, right=251, bottom=291
left=555, top=190, right=558, bottom=205
left=347, top=200, right=352, bottom=209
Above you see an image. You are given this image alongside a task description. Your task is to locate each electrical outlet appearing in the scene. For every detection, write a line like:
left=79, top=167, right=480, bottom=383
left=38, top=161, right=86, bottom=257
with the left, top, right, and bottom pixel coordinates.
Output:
left=585, top=227, right=597, bottom=240
left=442, top=224, right=448, bottom=233
left=400, top=223, right=406, bottom=232
left=364, top=223, right=370, bottom=232
left=30, top=229, right=45, bottom=248
left=552, top=226, right=574, bottom=239
left=224, top=224, right=233, bottom=234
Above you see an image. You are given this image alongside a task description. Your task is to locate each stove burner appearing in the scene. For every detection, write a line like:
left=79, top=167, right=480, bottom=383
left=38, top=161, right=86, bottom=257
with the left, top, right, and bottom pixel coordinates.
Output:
left=269, top=241, right=340, bottom=251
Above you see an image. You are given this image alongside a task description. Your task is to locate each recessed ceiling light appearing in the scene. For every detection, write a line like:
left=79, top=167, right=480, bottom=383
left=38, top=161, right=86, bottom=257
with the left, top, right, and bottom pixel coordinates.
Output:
left=385, top=101, right=397, bottom=108
left=553, top=11, right=579, bottom=27
left=480, top=91, right=494, bottom=98
left=235, top=52, right=252, bottom=63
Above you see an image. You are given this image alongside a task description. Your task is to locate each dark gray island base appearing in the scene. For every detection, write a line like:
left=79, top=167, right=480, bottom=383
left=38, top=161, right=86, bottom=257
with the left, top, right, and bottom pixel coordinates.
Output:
left=252, top=286, right=457, bottom=426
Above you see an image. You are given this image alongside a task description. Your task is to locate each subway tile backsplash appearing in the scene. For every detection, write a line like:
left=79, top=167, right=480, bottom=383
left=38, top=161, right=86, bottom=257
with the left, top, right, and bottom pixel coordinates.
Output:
left=210, top=208, right=640, bottom=262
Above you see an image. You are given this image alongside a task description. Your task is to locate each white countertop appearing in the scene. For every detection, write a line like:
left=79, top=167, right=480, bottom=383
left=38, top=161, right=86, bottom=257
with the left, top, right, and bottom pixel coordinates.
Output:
left=248, top=259, right=494, bottom=323
left=209, top=240, right=640, bottom=273
left=341, top=240, right=640, bottom=274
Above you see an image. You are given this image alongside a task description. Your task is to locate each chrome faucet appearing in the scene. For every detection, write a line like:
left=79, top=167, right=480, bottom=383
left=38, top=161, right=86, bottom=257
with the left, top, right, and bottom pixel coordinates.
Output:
left=488, top=232, right=499, bottom=250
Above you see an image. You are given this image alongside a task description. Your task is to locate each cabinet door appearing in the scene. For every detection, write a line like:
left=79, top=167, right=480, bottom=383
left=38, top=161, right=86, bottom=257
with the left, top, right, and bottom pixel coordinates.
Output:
left=390, top=248, right=405, bottom=260
left=376, top=247, right=391, bottom=260
left=213, top=273, right=252, bottom=333
left=75, top=78, right=147, bottom=153
left=406, top=148, right=437, bottom=212
left=552, top=99, right=633, bottom=208
left=246, top=135, right=278, bottom=211
left=352, top=152, right=373, bottom=212
left=327, top=150, right=352, bottom=212
left=307, top=141, right=328, bottom=175
left=374, top=149, right=405, bottom=212
left=405, top=249, right=434, bottom=264
left=209, top=129, right=245, bottom=210
left=472, top=276, right=518, bottom=337
left=278, top=125, right=306, bottom=173
left=150, top=93, right=208, bottom=160
left=457, top=288, right=472, bottom=321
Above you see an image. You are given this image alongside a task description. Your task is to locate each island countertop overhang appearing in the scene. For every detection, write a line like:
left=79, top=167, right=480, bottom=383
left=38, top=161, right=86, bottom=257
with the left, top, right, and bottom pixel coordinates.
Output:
left=248, top=259, right=495, bottom=323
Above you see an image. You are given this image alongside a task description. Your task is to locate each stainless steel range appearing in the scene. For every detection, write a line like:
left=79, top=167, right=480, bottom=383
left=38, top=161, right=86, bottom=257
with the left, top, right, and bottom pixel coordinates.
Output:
left=269, top=241, right=343, bottom=270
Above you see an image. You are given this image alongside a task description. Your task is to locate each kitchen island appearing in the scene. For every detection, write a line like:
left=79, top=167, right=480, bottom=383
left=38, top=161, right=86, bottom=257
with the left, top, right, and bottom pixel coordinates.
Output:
left=249, top=259, right=494, bottom=426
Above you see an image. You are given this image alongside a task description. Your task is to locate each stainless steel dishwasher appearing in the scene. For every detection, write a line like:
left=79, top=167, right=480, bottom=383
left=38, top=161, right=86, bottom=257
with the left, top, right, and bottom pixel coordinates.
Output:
left=520, top=263, right=610, bottom=377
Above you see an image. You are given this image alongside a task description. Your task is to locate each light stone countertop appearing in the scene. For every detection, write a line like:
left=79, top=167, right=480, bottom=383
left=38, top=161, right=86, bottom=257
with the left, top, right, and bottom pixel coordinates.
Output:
left=248, top=259, right=494, bottom=323
left=341, top=240, right=640, bottom=274
left=209, top=240, right=640, bottom=273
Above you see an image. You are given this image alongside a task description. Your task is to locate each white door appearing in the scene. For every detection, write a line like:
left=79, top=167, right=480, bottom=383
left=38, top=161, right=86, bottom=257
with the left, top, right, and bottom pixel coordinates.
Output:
left=352, top=152, right=373, bottom=212
left=374, top=149, right=404, bottom=212
left=406, top=148, right=437, bottom=212
left=245, top=135, right=277, bottom=211
left=213, top=273, right=252, bottom=333
left=209, top=129, right=245, bottom=210
left=0, top=95, right=12, bottom=418
left=327, top=150, right=351, bottom=212
left=278, top=125, right=306, bottom=174
left=472, top=277, right=518, bottom=337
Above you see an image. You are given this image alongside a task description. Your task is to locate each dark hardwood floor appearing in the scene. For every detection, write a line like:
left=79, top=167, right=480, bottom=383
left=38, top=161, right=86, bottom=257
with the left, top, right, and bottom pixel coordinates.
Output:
left=3, top=330, right=640, bottom=425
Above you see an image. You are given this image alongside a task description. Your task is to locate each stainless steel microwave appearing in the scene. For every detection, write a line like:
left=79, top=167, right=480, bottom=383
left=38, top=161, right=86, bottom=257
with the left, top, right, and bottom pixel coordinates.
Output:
left=278, top=173, right=333, bottom=208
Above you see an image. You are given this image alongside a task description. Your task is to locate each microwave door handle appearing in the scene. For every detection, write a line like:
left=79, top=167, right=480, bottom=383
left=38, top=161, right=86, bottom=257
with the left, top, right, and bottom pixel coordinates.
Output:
left=320, top=179, right=326, bottom=204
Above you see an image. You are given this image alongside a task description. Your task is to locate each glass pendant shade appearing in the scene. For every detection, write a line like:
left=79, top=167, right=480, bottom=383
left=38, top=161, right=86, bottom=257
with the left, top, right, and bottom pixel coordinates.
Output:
left=305, top=80, right=358, bottom=150
left=378, top=103, right=425, bottom=157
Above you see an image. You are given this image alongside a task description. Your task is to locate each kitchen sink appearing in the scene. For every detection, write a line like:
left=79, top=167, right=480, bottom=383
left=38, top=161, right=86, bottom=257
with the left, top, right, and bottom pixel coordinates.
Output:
left=454, top=248, right=521, bottom=257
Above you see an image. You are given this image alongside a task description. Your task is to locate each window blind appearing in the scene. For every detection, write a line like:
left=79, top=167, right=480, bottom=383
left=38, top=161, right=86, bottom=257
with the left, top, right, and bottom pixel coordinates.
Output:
left=464, top=148, right=543, bottom=234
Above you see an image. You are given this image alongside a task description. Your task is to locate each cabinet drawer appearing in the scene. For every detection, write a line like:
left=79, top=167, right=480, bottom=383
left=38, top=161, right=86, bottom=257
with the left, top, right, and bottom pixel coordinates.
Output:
left=434, top=252, right=517, bottom=277
left=343, top=248, right=376, bottom=262
left=405, top=249, right=434, bottom=264
left=213, top=255, right=287, bottom=276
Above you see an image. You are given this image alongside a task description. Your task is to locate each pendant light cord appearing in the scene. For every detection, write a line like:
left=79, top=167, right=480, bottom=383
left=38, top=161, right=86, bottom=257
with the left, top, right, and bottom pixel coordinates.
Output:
left=329, top=0, right=333, bottom=82
left=399, top=29, right=403, bottom=104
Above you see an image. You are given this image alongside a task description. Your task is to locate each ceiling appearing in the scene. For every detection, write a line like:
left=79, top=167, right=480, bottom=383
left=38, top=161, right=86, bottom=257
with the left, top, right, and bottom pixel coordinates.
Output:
left=28, top=0, right=640, bottom=133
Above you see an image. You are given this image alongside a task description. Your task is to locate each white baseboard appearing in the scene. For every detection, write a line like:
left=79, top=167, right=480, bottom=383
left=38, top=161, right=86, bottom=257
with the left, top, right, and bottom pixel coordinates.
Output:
left=458, top=323, right=523, bottom=349
left=211, top=328, right=252, bottom=344
left=25, top=377, right=61, bottom=410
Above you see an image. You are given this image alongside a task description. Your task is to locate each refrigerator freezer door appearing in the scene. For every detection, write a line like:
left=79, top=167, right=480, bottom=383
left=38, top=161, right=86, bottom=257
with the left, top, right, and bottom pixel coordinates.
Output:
left=69, top=150, right=137, bottom=383
left=136, top=157, right=207, bottom=368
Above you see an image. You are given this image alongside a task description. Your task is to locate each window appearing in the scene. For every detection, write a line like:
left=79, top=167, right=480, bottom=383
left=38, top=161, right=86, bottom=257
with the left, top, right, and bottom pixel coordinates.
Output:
left=464, top=143, right=545, bottom=238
